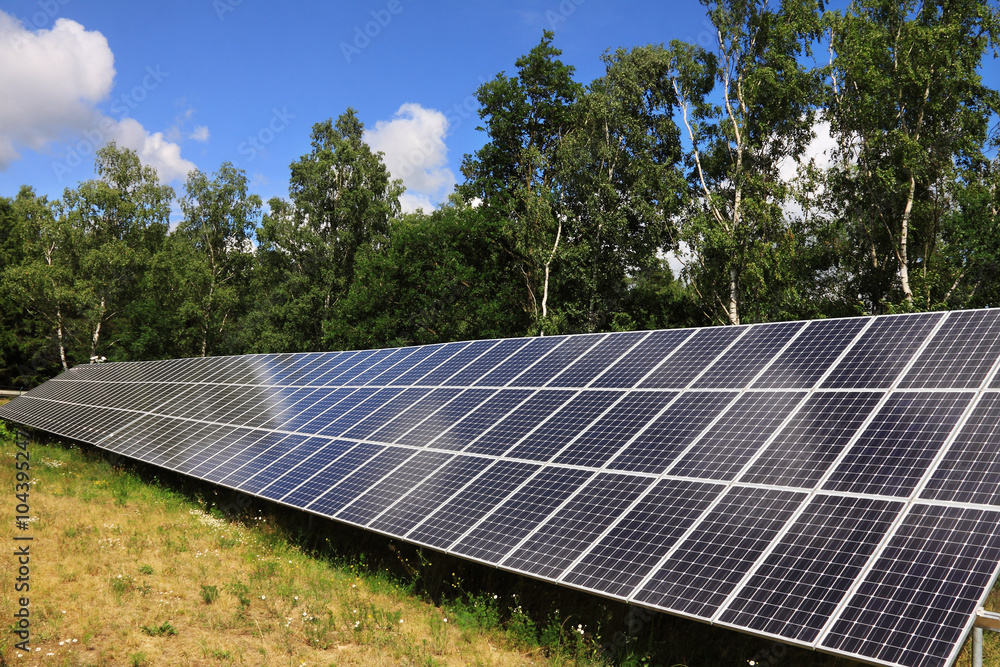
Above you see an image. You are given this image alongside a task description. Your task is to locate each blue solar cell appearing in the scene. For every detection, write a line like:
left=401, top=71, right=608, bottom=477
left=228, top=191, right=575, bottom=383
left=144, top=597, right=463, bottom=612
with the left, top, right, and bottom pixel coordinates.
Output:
left=633, top=487, right=805, bottom=619
left=639, top=326, right=744, bottom=388
left=407, top=460, right=540, bottom=550
left=822, top=392, right=972, bottom=497
left=501, top=473, right=653, bottom=580
left=451, top=466, right=594, bottom=564
left=563, top=479, right=724, bottom=598
left=717, top=495, right=903, bottom=643
left=546, top=331, right=648, bottom=388
left=822, top=313, right=943, bottom=389
left=693, top=321, right=805, bottom=388
left=820, top=504, right=1000, bottom=667
left=369, top=455, right=494, bottom=536
left=590, top=329, right=694, bottom=388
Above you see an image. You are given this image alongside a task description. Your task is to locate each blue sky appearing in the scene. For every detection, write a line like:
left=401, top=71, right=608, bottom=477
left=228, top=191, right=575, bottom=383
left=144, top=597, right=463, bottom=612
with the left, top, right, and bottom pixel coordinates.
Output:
left=0, top=0, right=720, bottom=215
left=1, top=1, right=995, bottom=219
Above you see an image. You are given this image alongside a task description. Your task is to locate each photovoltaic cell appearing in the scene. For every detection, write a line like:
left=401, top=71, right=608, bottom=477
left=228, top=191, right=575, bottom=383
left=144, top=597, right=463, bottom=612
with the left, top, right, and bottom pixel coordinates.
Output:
left=751, top=317, right=869, bottom=389
left=821, top=504, right=1000, bottom=667
left=369, top=455, right=494, bottom=536
left=740, top=392, right=883, bottom=488
left=394, top=388, right=497, bottom=447
left=563, top=479, right=724, bottom=598
left=364, top=388, right=463, bottom=444
left=822, top=392, right=972, bottom=497
left=717, top=495, right=903, bottom=643
left=461, top=390, right=575, bottom=456
left=668, top=391, right=804, bottom=481
left=473, top=336, right=565, bottom=387
left=693, top=321, right=804, bottom=388
left=922, top=393, right=1000, bottom=506
left=389, top=343, right=461, bottom=386
left=407, top=460, right=540, bottom=549
left=427, top=389, right=533, bottom=451
left=337, top=450, right=453, bottom=527
left=338, top=387, right=433, bottom=440
left=899, top=309, right=1000, bottom=389
left=418, top=339, right=499, bottom=386
left=605, top=391, right=736, bottom=474
left=257, top=439, right=359, bottom=502
left=444, top=338, right=529, bottom=386
left=546, top=331, right=648, bottom=388
left=503, top=390, right=621, bottom=461
left=507, top=334, right=605, bottom=387
left=451, top=466, right=594, bottom=564
left=6, top=308, right=1000, bottom=667
left=590, top=329, right=693, bottom=388
left=552, top=391, right=679, bottom=468
left=501, top=472, right=653, bottom=580
left=822, top=313, right=942, bottom=388
left=633, top=487, right=806, bottom=619
left=306, top=446, right=416, bottom=517
left=639, top=326, right=743, bottom=388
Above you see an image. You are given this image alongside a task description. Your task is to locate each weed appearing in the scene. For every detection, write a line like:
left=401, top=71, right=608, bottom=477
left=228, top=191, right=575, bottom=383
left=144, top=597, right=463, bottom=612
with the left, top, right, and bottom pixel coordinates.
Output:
left=140, top=621, right=177, bottom=637
left=138, top=564, right=154, bottom=575
left=302, top=608, right=338, bottom=649
left=227, top=580, right=251, bottom=607
left=129, top=651, right=148, bottom=667
left=109, top=574, right=135, bottom=604
left=201, top=584, right=220, bottom=604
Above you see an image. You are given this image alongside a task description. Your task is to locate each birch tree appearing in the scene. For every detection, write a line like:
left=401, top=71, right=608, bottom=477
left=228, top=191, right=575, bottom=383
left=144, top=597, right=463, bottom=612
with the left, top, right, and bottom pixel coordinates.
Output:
left=61, top=144, right=173, bottom=359
left=177, top=164, right=261, bottom=356
left=824, top=0, right=999, bottom=310
left=668, top=0, right=822, bottom=325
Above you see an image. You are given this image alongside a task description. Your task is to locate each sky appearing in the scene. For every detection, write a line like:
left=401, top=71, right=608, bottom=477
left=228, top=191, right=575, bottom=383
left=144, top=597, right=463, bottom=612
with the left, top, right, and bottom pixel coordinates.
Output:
left=0, top=0, right=725, bottom=217
left=0, top=1, right=995, bottom=221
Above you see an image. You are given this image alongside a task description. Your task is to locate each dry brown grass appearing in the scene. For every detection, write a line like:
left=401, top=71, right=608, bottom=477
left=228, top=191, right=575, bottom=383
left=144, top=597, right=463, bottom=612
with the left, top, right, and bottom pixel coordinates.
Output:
left=0, top=433, right=564, bottom=667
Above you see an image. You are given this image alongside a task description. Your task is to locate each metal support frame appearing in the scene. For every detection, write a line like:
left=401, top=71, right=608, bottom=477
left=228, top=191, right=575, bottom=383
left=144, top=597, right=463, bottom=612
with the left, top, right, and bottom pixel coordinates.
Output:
left=973, top=609, right=1000, bottom=667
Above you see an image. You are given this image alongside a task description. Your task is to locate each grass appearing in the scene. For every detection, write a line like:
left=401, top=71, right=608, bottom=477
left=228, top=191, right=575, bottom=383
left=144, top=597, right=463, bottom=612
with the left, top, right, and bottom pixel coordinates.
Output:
left=0, top=409, right=997, bottom=667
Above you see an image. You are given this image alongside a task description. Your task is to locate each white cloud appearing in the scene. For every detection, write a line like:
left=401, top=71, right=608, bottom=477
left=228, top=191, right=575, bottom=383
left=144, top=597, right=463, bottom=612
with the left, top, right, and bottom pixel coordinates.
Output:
left=364, top=103, right=455, bottom=213
left=0, top=11, right=194, bottom=182
left=779, top=119, right=836, bottom=183
left=190, top=125, right=210, bottom=141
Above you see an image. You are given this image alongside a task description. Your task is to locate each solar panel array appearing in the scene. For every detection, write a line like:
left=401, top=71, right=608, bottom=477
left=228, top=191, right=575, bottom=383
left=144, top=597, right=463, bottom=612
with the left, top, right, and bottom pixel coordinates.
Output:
left=4, top=309, right=1000, bottom=667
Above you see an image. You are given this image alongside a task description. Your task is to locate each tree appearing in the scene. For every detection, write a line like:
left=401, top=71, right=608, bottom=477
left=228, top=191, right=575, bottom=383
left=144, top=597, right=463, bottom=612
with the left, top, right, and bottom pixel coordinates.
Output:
left=61, top=143, right=173, bottom=359
left=824, top=0, right=1000, bottom=311
left=251, top=110, right=403, bottom=352
left=176, top=164, right=261, bottom=356
left=560, top=44, right=689, bottom=331
left=667, top=0, right=823, bottom=324
left=1, top=188, right=80, bottom=377
left=327, top=199, right=527, bottom=349
left=461, top=31, right=583, bottom=334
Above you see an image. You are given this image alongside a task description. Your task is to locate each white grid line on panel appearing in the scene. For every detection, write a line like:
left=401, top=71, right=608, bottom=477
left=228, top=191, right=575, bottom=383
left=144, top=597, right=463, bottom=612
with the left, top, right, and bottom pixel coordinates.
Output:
left=502, top=335, right=592, bottom=388
left=577, top=330, right=654, bottom=388
left=809, top=311, right=962, bottom=650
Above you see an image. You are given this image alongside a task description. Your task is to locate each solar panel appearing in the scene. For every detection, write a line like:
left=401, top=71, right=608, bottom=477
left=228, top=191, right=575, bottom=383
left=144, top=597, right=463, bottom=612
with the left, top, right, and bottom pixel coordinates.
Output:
left=4, top=308, right=1000, bottom=667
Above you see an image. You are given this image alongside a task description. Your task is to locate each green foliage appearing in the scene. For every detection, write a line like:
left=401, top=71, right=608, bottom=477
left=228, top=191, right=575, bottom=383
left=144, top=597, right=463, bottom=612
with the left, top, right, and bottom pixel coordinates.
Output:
left=200, top=584, right=220, bottom=604
left=139, top=621, right=177, bottom=637
left=0, top=1, right=998, bottom=386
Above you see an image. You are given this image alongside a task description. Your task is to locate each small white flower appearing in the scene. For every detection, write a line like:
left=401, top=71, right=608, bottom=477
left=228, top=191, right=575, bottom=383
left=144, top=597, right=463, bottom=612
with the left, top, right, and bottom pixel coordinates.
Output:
left=261, top=595, right=266, bottom=600
left=399, top=618, right=404, bottom=624
left=443, top=618, right=448, bottom=623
